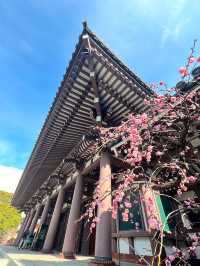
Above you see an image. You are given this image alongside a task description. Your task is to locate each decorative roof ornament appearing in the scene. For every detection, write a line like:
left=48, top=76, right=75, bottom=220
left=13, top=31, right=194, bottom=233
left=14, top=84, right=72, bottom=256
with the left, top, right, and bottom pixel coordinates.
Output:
left=192, top=66, right=200, bottom=80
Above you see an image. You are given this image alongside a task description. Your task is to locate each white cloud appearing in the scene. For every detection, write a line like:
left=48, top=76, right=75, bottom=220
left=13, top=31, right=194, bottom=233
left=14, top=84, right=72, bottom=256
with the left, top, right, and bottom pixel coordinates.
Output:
left=0, top=165, right=23, bottom=193
left=161, top=18, right=190, bottom=45
left=160, top=0, right=189, bottom=45
left=171, top=0, right=187, bottom=18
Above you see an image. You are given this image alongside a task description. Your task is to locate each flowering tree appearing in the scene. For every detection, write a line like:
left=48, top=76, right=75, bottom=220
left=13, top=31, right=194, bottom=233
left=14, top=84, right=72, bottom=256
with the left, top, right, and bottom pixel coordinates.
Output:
left=83, top=42, right=200, bottom=266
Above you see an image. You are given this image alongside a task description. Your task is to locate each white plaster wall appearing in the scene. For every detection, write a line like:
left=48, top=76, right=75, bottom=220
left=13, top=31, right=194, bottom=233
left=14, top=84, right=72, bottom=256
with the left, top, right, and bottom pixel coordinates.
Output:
left=134, top=237, right=152, bottom=256
left=119, top=238, right=130, bottom=254
left=196, top=246, right=200, bottom=259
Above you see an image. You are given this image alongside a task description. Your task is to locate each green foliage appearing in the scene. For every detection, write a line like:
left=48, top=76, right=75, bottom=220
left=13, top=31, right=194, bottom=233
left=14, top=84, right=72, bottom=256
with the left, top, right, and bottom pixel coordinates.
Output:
left=0, top=190, right=21, bottom=238
left=0, top=190, right=12, bottom=204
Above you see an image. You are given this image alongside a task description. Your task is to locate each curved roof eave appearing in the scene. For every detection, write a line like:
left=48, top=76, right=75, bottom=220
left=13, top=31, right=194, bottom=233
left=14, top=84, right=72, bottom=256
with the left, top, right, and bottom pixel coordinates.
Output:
left=12, top=23, right=153, bottom=208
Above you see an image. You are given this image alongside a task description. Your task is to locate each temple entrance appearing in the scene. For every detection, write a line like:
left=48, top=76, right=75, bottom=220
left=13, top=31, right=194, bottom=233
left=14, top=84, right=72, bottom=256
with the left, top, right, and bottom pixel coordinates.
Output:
left=88, top=229, right=95, bottom=256
left=53, top=209, right=69, bottom=252
left=76, top=219, right=96, bottom=256
left=31, top=200, right=55, bottom=251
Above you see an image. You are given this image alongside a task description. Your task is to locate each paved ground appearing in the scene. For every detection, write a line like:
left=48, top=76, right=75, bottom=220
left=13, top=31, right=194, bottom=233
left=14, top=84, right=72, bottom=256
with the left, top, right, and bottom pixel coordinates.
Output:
left=0, top=245, right=140, bottom=266
left=0, top=245, right=91, bottom=266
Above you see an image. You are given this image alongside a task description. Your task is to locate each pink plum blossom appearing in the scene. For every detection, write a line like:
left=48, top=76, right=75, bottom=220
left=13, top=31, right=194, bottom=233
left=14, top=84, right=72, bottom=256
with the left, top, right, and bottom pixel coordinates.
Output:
left=179, top=66, right=189, bottom=77
left=165, top=259, right=171, bottom=266
left=170, top=97, right=176, bottom=103
left=188, top=175, right=197, bottom=183
left=144, top=99, right=150, bottom=105
left=124, top=201, right=132, bottom=208
left=159, top=81, right=166, bottom=86
left=148, top=217, right=159, bottom=230
left=189, top=56, right=195, bottom=64
left=177, top=189, right=182, bottom=196
left=168, top=255, right=175, bottom=262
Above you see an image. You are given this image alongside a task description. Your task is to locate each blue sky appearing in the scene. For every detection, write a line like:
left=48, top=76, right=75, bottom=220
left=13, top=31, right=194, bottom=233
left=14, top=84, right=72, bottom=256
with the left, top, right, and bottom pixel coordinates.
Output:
left=0, top=0, right=199, bottom=192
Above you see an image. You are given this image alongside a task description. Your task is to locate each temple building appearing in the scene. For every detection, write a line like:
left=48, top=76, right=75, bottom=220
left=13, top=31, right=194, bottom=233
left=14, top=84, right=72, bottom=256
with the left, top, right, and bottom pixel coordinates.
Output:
left=12, top=23, right=200, bottom=265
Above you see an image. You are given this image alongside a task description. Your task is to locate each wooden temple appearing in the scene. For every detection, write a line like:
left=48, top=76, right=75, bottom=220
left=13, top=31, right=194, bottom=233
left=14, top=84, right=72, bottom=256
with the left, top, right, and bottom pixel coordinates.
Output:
left=12, top=23, right=200, bottom=265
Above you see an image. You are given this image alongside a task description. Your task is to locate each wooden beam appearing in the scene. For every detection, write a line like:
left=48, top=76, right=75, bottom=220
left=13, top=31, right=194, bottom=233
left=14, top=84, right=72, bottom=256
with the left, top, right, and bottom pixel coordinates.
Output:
left=112, top=230, right=152, bottom=238
left=110, top=155, right=131, bottom=170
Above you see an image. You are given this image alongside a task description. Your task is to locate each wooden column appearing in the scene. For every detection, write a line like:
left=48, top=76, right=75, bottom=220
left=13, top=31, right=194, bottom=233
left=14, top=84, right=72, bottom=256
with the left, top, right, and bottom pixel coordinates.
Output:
left=89, top=152, right=115, bottom=266
left=14, top=213, right=30, bottom=245
left=29, top=204, right=42, bottom=234
left=24, top=208, right=35, bottom=232
left=40, top=196, right=51, bottom=226
left=62, top=174, right=83, bottom=259
left=42, top=186, right=64, bottom=253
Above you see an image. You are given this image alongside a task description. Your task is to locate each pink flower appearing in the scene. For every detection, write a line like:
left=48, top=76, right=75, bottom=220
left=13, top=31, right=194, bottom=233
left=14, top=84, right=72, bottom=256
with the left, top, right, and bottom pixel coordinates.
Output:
left=191, top=235, right=198, bottom=242
left=146, top=153, right=152, bottom=162
left=165, top=259, right=171, bottom=266
left=144, top=99, right=150, bottom=105
left=189, top=246, right=197, bottom=253
left=147, top=145, right=153, bottom=152
left=182, top=185, right=188, bottom=192
left=170, top=96, right=176, bottom=103
left=156, top=151, right=164, bottom=156
left=89, top=212, right=93, bottom=218
left=124, top=202, right=132, bottom=208
left=177, top=189, right=182, bottom=196
left=189, top=56, right=195, bottom=64
left=130, top=127, right=138, bottom=136
left=122, top=212, right=129, bottom=221
left=91, top=223, right=96, bottom=228
left=188, top=175, right=197, bottom=183
left=154, top=98, right=165, bottom=107
left=179, top=67, right=188, bottom=77
left=168, top=255, right=175, bottom=262
left=115, top=194, right=123, bottom=203
left=159, top=81, right=166, bottom=86
left=112, top=211, right=117, bottom=219
left=141, top=113, right=148, bottom=124
left=148, top=217, right=159, bottom=230
left=197, top=56, right=200, bottom=63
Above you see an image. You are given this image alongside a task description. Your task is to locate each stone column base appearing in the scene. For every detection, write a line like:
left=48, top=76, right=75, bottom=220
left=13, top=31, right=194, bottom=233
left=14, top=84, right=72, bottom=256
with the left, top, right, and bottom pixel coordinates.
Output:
left=89, top=259, right=115, bottom=266
left=61, top=252, right=76, bottom=259
left=42, top=249, right=53, bottom=254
